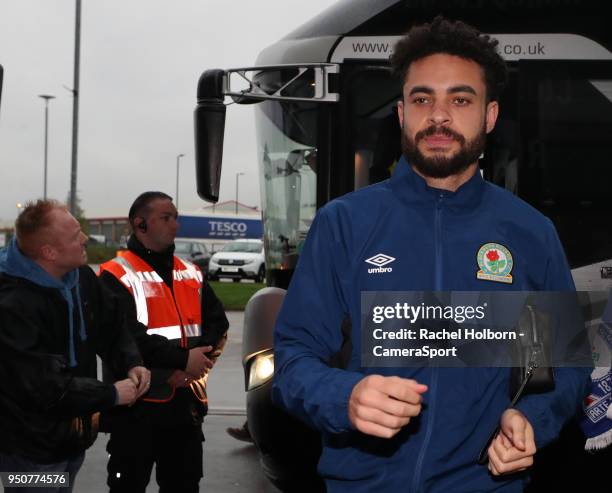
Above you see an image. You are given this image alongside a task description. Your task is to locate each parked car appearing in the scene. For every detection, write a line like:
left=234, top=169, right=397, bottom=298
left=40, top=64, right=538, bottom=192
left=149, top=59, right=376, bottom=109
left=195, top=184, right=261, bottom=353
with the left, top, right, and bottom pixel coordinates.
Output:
left=87, top=234, right=106, bottom=245
left=208, top=239, right=265, bottom=283
left=174, top=239, right=211, bottom=273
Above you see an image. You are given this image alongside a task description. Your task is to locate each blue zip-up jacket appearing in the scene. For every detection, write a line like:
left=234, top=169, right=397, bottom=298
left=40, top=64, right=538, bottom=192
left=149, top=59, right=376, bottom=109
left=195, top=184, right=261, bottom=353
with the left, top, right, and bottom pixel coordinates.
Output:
left=272, top=157, right=591, bottom=492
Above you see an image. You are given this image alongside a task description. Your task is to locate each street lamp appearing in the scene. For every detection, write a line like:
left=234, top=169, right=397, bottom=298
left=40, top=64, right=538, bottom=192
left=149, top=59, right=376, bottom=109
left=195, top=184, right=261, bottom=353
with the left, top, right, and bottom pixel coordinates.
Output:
left=38, top=94, right=55, bottom=199
left=235, top=172, right=245, bottom=215
left=175, top=153, right=185, bottom=210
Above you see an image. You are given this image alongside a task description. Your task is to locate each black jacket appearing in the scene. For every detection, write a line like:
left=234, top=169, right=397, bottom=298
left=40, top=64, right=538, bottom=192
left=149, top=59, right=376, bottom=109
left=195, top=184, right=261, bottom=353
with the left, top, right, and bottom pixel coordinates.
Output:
left=99, top=235, right=229, bottom=426
left=0, top=266, right=143, bottom=463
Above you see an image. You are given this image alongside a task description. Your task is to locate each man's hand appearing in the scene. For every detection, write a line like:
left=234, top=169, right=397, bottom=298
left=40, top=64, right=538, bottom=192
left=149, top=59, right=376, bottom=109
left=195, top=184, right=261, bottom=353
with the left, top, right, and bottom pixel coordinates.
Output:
left=488, top=409, right=537, bottom=475
left=167, top=369, right=196, bottom=388
left=127, top=366, right=151, bottom=398
left=185, top=345, right=213, bottom=378
left=113, top=378, right=138, bottom=406
left=348, top=375, right=428, bottom=438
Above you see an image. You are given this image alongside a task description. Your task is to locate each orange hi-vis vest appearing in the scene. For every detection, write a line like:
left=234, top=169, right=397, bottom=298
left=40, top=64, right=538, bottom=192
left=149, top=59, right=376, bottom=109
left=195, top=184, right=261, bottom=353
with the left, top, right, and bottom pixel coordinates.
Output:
left=99, top=250, right=209, bottom=404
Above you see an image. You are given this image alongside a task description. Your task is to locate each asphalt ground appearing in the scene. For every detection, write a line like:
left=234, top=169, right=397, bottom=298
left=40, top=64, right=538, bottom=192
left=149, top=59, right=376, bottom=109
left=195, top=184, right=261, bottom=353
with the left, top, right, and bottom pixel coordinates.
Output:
left=75, top=311, right=281, bottom=493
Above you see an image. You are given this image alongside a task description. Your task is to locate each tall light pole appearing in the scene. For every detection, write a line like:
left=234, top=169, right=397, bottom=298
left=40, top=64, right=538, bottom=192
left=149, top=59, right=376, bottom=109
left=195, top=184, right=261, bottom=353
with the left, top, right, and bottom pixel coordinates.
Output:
left=38, top=94, right=55, bottom=199
left=175, top=153, right=185, bottom=209
left=235, top=172, right=245, bottom=215
left=68, top=0, right=82, bottom=215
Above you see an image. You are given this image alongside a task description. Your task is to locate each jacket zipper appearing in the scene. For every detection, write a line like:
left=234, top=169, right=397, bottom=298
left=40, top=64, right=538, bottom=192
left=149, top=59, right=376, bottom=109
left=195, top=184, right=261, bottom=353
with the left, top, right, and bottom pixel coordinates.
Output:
left=435, top=193, right=444, bottom=291
left=412, top=193, right=444, bottom=491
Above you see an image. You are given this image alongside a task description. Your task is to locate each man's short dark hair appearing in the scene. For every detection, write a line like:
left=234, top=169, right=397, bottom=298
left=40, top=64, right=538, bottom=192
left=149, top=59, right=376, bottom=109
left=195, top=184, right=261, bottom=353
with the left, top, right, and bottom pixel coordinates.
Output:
left=128, top=191, right=173, bottom=227
left=390, top=16, right=507, bottom=102
left=15, top=199, right=66, bottom=257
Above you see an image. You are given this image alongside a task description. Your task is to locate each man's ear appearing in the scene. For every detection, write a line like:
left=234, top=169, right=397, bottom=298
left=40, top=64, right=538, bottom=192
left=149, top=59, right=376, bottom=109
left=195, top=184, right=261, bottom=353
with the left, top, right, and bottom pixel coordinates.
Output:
left=397, top=100, right=405, bottom=129
left=485, top=100, right=499, bottom=134
left=40, top=244, right=57, bottom=261
left=134, top=217, right=148, bottom=233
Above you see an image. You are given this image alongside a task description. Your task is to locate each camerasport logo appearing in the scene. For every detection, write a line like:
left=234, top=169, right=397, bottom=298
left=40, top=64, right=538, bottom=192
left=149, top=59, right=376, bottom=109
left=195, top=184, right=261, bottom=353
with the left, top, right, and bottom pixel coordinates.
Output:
left=365, top=253, right=395, bottom=274
left=476, top=243, right=513, bottom=284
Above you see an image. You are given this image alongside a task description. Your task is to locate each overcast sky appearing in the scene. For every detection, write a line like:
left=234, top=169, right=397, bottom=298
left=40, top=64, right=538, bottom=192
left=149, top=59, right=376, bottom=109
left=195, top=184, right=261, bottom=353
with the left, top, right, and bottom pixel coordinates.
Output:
left=0, top=0, right=336, bottom=224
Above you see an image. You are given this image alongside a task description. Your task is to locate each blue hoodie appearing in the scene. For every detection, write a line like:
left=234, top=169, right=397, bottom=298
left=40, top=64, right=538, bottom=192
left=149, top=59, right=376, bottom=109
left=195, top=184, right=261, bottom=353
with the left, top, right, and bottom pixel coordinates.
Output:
left=0, top=237, right=87, bottom=367
left=273, top=158, right=591, bottom=493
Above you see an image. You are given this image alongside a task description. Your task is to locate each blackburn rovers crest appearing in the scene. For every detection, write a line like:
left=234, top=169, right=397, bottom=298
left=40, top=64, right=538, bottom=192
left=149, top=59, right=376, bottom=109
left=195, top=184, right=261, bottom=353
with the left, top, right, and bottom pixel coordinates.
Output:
left=476, top=243, right=513, bottom=284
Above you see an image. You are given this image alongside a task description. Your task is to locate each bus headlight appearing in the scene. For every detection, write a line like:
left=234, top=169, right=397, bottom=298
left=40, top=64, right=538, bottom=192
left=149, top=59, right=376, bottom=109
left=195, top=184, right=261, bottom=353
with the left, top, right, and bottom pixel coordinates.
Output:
left=246, top=351, right=274, bottom=391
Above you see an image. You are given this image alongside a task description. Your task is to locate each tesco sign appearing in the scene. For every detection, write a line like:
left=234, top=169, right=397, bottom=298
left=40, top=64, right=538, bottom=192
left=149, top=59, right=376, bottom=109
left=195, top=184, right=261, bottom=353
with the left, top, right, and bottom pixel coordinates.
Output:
left=209, top=221, right=248, bottom=234
left=177, top=215, right=263, bottom=239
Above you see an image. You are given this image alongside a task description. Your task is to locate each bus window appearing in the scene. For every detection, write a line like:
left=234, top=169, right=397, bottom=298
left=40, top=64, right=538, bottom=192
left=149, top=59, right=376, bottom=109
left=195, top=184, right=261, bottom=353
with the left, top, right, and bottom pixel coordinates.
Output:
left=255, top=100, right=318, bottom=280
left=518, top=61, right=612, bottom=270
left=346, top=66, right=402, bottom=190
left=483, top=70, right=520, bottom=194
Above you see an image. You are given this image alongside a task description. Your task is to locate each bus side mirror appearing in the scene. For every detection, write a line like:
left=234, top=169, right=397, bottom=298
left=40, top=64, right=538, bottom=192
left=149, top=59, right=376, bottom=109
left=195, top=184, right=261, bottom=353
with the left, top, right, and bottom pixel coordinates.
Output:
left=0, top=65, right=4, bottom=113
left=194, top=69, right=227, bottom=203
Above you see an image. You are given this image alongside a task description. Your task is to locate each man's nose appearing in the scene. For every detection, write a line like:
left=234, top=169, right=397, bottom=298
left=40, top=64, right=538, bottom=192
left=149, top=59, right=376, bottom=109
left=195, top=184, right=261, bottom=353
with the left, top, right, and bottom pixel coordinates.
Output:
left=428, top=101, right=451, bottom=126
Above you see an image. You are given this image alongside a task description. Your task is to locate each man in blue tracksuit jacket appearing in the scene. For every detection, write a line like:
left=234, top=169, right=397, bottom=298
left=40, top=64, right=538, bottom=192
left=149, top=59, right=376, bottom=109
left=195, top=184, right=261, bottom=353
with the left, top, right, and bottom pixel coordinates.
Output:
left=272, top=17, right=590, bottom=492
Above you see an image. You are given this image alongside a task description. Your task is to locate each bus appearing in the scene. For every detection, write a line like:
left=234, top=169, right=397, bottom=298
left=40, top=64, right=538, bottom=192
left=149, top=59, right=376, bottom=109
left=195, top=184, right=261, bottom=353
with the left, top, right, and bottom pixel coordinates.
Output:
left=194, top=1, right=612, bottom=490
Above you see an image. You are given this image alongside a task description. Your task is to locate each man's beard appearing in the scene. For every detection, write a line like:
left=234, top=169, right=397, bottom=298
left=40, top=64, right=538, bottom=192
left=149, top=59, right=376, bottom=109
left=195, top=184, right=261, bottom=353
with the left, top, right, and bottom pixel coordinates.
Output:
left=401, top=123, right=486, bottom=179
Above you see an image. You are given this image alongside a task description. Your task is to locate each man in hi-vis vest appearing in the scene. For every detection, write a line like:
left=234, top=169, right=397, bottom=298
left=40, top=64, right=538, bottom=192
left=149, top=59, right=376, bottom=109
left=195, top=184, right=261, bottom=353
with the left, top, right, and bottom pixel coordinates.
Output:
left=99, top=191, right=229, bottom=493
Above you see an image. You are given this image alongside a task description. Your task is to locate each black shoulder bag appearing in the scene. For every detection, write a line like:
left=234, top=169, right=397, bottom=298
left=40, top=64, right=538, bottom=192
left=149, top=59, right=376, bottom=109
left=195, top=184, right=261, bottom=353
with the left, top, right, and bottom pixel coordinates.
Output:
left=478, top=304, right=555, bottom=465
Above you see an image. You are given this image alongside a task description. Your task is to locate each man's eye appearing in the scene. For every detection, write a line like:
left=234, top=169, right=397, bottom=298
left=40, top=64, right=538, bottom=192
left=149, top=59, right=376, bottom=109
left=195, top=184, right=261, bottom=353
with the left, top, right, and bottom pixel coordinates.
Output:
left=412, top=97, right=429, bottom=104
left=454, top=97, right=471, bottom=105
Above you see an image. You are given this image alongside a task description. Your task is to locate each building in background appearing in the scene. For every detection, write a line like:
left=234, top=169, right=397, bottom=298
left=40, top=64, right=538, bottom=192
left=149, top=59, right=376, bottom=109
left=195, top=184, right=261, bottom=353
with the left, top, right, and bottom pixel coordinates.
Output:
left=0, top=219, right=16, bottom=248
left=87, top=216, right=129, bottom=245
left=86, top=200, right=262, bottom=252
